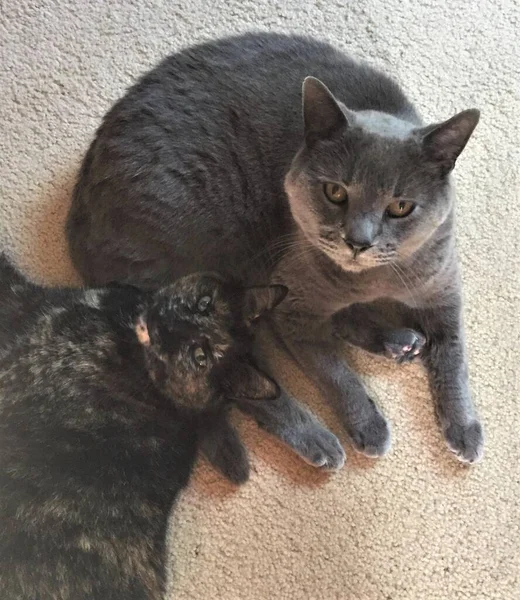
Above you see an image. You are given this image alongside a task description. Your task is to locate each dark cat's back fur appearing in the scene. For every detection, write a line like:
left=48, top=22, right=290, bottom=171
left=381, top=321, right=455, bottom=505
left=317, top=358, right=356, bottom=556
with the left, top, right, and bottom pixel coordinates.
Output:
left=0, top=255, right=283, bottom=600
left=68, top=33, right=418, bottom=286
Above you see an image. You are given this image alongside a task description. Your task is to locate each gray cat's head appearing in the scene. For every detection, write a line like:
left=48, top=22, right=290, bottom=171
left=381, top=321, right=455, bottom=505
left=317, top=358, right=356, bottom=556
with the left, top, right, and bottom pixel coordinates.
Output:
left=135, top=273, right=287, bottom=411
left=284, top=77, right=479, bottom=272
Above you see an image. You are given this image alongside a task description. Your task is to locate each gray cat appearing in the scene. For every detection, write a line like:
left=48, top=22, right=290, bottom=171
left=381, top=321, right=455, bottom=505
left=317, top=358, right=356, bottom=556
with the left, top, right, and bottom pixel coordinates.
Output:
left=0, top=254, right=285, bottom=599
left=67, top=32, right=483, bottom=468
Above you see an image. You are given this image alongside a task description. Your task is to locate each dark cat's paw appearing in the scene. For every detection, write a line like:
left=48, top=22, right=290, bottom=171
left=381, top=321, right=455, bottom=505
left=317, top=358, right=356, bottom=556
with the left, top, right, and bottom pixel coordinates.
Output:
left=443, top=420, right=484, bottom=464
left=290, top=424, right=346, bottom=471
left=383, top=328, right=426, bottom=364
left=209, top=445, right=251, bottom=485
left=200, top=417, right=251, bottom=485
left=217, top=451, right=251, bottom=485
left=348, top=409, right=391, bottom=458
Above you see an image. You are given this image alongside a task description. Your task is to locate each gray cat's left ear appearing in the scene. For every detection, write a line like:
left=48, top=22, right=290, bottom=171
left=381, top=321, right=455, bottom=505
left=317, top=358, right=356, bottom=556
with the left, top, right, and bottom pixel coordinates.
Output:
left=418, top=109, right=480, bottom=174
left=225, top=360, right=280, bottom=401
left=302, top=76, right=349, bottom=143
left=243, top=285, right=288, bottom=323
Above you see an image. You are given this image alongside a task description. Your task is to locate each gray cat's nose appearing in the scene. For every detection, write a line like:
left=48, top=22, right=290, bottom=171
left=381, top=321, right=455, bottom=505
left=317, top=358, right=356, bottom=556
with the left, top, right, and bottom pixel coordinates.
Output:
left=345, top=240, right=372, bottom=254
left=343, top=216, right=377, bottom=255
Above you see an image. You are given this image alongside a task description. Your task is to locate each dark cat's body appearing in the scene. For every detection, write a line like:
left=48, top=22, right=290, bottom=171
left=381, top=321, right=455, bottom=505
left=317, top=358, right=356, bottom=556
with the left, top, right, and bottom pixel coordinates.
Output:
left=0, top=255, right=283, bottom=600
left=67, top=33, right=483, bottom=468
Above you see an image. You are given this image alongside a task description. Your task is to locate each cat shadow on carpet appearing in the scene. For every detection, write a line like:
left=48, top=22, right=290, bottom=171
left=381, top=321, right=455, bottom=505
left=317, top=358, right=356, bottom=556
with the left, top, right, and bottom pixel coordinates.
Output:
left=11, top=167, right=80, bottom=285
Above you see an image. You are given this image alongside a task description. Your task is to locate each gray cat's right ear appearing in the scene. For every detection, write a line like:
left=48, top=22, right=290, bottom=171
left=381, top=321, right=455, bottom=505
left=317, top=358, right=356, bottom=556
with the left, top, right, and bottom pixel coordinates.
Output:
left=417, top=109, right=480, bottom=174
left=302, top=76, right=348, bottom=143
left=243, top=285, right=288, bottom=324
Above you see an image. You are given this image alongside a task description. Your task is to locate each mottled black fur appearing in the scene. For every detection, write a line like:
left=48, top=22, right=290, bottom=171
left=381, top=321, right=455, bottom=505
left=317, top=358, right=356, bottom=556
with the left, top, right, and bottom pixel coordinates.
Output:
left=0, top=255, right=284, bottom=600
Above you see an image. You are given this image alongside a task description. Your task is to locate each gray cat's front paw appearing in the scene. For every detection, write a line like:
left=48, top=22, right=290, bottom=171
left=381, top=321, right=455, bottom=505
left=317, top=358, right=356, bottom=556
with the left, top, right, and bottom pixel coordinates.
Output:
left=383, top=328, right=426, bottom=364
left=290, top=424, right=346, bottom=471
left=444, top=420, right=484, bottom=464
left=348, top=409, right=391, bottom=458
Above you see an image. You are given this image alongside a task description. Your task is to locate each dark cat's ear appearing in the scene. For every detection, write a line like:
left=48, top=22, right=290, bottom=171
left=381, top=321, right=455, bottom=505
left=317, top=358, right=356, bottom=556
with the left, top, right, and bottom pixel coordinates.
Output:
left=418, top=109, right=480, bottom=175
left=243, top=285, right=288, bottom=323
left=302, top=76, right=348, bottom=143
left=225, top=360, right=280, bottom=401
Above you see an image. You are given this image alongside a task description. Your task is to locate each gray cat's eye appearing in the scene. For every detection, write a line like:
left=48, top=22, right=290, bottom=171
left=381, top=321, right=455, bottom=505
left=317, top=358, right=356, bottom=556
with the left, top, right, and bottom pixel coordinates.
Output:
left=193, top=346, right=207, bottom=367
left=197, top=296, right=212, bottom=312
left=323, top=182, right=348, bottom=204
left=386, top=200, right=415, bottom=218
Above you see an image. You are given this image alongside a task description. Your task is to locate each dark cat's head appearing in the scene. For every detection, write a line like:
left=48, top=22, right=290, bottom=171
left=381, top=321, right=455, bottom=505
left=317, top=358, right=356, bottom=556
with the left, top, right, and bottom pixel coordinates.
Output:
left=285, top=76, right=479, bottom=272
left=135, top=273, right=287, bottom=411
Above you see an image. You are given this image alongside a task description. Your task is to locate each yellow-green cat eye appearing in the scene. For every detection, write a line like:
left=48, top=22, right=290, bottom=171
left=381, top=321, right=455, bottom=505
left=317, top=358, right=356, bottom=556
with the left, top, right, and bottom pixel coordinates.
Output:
left=323, top=182, right=348, bottom=204
left=386, top=200, right=415, bottom=218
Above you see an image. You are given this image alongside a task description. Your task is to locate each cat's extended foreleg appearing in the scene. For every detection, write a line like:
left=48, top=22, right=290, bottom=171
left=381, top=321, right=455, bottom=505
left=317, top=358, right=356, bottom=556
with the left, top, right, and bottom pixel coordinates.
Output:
left=233, top=324, right=346, bottom=470
left=291, top=340, right=392, bottom=458
left=237, top=390, right=346, bottom=470
left=417, top=300, right=484, bottom=463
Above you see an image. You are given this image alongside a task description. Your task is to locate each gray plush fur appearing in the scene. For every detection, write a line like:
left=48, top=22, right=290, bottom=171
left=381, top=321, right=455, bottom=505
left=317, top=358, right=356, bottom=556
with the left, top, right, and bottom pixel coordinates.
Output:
left=67, top=32, right=483, bottom=467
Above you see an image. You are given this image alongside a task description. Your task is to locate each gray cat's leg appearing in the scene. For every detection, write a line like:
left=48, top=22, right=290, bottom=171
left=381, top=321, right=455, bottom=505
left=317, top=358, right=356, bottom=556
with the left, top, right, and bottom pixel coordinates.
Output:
left=417, top=302, right=484, bottom=463
left=333, top=303, right=426, bottom=363
left=291, top=340, right=391, bottom=458
left=238, top=390, right=346, bottom=470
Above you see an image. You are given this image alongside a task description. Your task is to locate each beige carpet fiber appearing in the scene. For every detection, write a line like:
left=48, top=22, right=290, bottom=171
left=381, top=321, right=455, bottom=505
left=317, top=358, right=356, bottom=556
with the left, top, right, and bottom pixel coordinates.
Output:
left=1, top=1, right=519, bottom=598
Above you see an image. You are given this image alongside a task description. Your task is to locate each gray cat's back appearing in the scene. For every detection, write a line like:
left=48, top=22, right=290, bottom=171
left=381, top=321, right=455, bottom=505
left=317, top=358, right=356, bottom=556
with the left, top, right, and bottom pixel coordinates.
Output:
left=68, top=33, right=416, bottom=287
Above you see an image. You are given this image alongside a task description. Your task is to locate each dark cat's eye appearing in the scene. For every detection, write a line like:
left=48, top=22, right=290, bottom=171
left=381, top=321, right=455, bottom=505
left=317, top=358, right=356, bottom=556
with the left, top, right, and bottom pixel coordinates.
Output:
left=323, top=182, right=348, bottom=205
left=386, top=200, right=415, bottom=218
left=193, top=346, right=207, bottom=368
left=197, top=296, right=212, bottom=313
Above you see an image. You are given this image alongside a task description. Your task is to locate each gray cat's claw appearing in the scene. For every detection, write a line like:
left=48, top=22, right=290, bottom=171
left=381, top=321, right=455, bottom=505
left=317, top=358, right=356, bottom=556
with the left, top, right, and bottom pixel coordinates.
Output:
left=444, top=420, right=484, bottom=464
left=383, top=329, right=426, bottom=364
left=348, top=411, right=391, bottom=458
left=293, top=426, right=346, bottom=471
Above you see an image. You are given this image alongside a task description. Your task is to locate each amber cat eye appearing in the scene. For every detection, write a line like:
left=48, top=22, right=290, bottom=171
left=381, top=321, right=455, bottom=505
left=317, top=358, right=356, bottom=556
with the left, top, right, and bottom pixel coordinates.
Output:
left=386, top=200, right=415, bottom=218
left=323, top=182, right=348, bottom=204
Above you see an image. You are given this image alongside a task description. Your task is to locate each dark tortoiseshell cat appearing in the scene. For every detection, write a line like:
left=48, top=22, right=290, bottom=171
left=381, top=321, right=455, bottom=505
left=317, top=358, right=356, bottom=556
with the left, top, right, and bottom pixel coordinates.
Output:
left=0, top=255, right=285, bottom=600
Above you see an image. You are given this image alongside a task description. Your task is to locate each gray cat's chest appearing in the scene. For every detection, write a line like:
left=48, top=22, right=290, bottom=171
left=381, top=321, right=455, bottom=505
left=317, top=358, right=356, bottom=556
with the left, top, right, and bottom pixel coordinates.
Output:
left=275, top=258, right=401, bottom=310
left=271, top=247, right=448, bottom=340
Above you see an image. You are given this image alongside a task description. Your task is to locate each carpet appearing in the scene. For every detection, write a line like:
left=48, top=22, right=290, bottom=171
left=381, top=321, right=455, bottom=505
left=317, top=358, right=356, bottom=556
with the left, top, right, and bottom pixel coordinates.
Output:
left=1, top=1, right=519, bottom=598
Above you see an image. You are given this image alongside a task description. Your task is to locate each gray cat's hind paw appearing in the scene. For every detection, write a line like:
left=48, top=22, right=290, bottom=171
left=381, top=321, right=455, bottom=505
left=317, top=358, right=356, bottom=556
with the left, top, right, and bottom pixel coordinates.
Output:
left=444, top=420, right=484, bottom=464
left=383, top=329, right=426, bottom=364
left=348, top=410, right=391, bottom=458
left=290, top=425, right=346, bottom=471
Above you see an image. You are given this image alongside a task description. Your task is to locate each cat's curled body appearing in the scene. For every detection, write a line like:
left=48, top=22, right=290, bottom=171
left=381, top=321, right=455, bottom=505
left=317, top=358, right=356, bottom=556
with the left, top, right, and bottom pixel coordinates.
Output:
left=0, top=255, right=284, bottom=600
left=67, top=33, right=483, bottom=468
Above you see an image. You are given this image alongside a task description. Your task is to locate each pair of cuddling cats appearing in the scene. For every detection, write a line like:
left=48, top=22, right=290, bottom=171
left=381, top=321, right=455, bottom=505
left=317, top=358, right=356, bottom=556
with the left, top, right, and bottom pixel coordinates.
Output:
left=1, top=33, right=483, bottom=600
